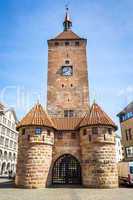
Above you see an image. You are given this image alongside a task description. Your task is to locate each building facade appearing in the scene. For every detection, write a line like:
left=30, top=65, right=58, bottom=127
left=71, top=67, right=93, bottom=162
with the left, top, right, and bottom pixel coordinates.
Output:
left=0, top=103, right=18, bottom=175
left=115, top=134, right=123, bottom=162
left=15, top=9, right=118, bottom=189
left=117, top=101, right=133, bottom=161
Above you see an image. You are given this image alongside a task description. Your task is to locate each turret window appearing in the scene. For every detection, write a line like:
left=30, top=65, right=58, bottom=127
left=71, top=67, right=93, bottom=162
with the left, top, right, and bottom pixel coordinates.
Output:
left=83, top=129, right=87, bottom=135
left=108, top=128, right=112, bottom=135
left=75, top=41, right=79, bottom=46
left=22, top=129, right=25, bottom=135
left=57, top=132, right=63, bottom=139
left=55, top=42, right=59, bottom=46
left=35, top=128, right=42, bottom=135
left=89, top=135, right=91, bottom=142
left=47, top=130, right=51, bottom=136
left=92, top=127, right=98, bottom=134
left=71, top=132, right=76, bottom=139
left=65, top=41, right=70, bottom=46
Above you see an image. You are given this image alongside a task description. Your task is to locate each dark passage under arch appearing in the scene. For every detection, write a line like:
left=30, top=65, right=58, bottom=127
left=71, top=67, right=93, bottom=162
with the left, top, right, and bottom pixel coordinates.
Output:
left=52, top=154, right=81, bottom=185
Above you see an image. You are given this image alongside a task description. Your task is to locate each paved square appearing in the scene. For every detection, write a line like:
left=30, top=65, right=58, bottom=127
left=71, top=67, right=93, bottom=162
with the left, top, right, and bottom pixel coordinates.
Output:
left=0, top=178, right=133, bottom=200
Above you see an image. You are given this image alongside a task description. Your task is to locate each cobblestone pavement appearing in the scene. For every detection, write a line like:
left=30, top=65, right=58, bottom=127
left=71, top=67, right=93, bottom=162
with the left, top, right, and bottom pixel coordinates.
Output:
left=0, top=178, right=133, bottom=200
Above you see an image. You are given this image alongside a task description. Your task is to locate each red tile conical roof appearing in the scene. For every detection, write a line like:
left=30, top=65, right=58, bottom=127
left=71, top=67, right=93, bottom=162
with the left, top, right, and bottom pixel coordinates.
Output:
left=17, top=103, right=54, bottom=129
left=79, top=103, right=117, bottom=129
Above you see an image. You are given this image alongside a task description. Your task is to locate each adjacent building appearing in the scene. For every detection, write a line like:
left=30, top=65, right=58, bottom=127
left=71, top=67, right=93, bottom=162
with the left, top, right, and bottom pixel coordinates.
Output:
left=15, top=8, right=118, bottom=189
left=0, top=103, right=18, bottom=175
left=117, top=101, right=133, bottom=161
left=115, top=134, right=123, bottom=162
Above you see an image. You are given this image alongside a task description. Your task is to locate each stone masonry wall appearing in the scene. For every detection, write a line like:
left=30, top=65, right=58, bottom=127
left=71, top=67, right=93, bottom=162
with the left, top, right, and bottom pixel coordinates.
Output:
left=80, top=126, right=118, bottom=188
left=15, top=126, right=54, bottom=188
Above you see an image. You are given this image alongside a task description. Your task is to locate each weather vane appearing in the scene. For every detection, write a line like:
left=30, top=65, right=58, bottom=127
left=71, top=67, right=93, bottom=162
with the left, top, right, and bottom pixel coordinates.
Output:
left=65, top=1, right=70, bottom=11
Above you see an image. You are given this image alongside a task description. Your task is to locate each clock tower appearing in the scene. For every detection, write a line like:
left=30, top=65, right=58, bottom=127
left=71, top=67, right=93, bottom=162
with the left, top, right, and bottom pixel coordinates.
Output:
left=47, top=8, right=89, bottom=117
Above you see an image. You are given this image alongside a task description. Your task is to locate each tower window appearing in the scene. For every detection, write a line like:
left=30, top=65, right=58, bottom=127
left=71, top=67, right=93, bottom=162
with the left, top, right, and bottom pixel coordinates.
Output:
left=65, top=60, right=70, bottom=64
left=70, top=84, right=73, bottom=87
left=35, top=128, right=42, bottom=135
left=62, top=84, right=64, bottom=88
left=65, top=41, right=70, bottom=46
left=64, top=110, right=74, bottom=117
left=92, top=127, right=98, bottom=134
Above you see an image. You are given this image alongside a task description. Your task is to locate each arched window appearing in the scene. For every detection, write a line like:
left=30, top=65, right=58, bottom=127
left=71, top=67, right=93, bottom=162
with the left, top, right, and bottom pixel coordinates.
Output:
left=4, top=151, right=7, bottom=160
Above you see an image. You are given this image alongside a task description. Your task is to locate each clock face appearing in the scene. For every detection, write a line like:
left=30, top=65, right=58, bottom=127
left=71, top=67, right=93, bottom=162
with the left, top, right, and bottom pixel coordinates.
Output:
left=62, top=66, right=73, bottom=76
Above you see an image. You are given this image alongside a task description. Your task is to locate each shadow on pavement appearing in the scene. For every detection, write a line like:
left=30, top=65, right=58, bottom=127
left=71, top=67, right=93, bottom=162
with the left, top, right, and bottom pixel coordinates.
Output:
left=0, top=179, right=16, bottom=189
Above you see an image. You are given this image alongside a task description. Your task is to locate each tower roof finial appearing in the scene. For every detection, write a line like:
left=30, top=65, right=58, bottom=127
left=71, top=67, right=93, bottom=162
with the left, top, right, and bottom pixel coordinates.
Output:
left=63, top=4, right=72, bottom=31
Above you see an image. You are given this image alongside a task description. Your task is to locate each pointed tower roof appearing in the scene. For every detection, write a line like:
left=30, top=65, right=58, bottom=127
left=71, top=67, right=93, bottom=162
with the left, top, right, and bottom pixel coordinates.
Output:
left=55, top=30, right=80, bottom=40
left=50, top=6, right=81, bottom=40
left=79, top=103, right=117, bottom=130
left=63, top=6, right=72, bottom=30
left=17, top=103, right=54, bottom=129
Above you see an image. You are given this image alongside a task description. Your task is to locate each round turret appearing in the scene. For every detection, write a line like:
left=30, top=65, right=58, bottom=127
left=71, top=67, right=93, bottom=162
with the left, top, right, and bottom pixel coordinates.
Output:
left=15, top=103, right=54, bottom=188
left=79, top=103, right=118, bottom=188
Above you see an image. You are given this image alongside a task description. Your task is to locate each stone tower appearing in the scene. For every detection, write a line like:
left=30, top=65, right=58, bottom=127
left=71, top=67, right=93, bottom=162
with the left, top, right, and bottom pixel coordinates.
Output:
left=15, top=8, right=118, bottom=189
left=47, top=8, right=89, bottom=117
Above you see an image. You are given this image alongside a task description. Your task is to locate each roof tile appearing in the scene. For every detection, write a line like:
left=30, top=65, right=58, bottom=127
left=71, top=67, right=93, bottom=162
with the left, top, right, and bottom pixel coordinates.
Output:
left=17, top=103, right=54, bottom=129
left=79, top=103, right=117, bottom=129
left=53, top=30, right=80, bottom=40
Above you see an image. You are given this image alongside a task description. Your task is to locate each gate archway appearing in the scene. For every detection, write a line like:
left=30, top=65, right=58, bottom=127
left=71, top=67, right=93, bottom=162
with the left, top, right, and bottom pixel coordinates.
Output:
left=52, top=154, right=81, bottom=185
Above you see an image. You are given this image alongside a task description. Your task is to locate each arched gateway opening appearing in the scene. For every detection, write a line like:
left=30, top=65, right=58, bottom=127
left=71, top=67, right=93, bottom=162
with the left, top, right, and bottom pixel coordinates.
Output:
left=52, top=154, right=81, bottom=185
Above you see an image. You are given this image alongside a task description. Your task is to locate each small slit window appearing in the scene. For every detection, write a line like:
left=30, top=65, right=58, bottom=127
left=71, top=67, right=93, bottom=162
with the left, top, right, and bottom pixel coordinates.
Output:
left=108, top=128, right=112, bottom=135
left=70, top=84, right=73, bottom=87
left=47, top=130, right=51, bottom=136
left=89, top=135, right=91, bottom=142
left=22, top=129, right=25, bottom=135
left=65, top=60, right=70, bottom=64
left=83, top=129, right=87, bottom=135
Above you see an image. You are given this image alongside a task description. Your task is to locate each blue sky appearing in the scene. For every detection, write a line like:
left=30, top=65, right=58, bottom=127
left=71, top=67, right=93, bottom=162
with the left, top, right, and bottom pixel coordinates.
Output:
left=0, top=0, right=133, bottom=130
